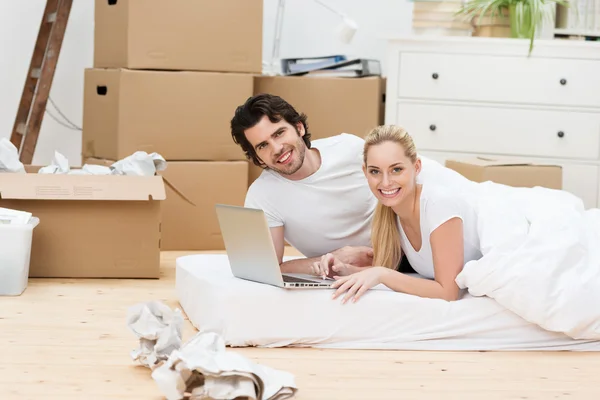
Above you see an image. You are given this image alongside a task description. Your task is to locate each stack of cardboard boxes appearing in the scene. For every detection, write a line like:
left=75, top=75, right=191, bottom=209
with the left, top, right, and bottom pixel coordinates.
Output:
left=82, top=0, right=263, bottom=251
left=83, top=0, right=388, bottom=250
left=1, top=0, right=388, bottom=281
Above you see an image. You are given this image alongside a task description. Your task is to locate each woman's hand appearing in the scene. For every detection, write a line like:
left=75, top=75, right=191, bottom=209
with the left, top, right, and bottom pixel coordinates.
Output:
left=330, top=267, right=389, bottom=304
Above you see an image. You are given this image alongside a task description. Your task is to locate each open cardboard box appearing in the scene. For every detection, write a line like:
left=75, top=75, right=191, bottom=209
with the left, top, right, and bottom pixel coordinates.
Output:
left=0, top=166, right=165, bottom=278
left=445, top=157, right=562, bottom=189
left=84, top=157, right=249, bottom=251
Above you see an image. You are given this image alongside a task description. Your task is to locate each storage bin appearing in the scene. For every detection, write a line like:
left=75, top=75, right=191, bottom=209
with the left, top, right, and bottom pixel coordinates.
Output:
left=0, top=217, right=40, bottom=296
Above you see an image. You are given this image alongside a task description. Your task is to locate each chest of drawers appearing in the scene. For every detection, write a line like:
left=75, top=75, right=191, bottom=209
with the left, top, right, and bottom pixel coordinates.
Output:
left=384, top=36, right=600, bottom=209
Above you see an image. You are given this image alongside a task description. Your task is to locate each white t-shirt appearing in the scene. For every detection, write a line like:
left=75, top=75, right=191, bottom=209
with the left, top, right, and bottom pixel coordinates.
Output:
left=245, top=133, right=376, bottom=257
left=398, top=183, right=482, bottom=279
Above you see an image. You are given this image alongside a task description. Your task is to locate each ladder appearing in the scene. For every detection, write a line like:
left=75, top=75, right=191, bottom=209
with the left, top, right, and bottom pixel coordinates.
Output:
left=10, top=0, right=73, bottom=165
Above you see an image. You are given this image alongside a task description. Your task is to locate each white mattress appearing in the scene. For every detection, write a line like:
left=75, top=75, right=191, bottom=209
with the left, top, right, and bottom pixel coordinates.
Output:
left=175, top=254, right=600, bottom=351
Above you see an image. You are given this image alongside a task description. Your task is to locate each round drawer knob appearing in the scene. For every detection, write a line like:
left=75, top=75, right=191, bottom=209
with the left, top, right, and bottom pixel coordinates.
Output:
left=429, top=124, right=436, bottom=131
left=557, top=131, right=565, bottom=138
left=432, top=73, right=439, bottom=80
left=560, top=78, right=567, bottom=85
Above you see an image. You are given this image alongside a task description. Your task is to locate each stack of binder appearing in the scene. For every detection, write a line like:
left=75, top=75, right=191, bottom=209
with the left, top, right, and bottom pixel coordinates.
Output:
left=281, top=56, right=381, bottom=77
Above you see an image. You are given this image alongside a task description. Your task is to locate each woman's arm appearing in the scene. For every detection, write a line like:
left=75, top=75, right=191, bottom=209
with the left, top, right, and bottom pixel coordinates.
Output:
left=381, top=217, right=465, bottom=301
left=330, top=217, right=465, bottom=303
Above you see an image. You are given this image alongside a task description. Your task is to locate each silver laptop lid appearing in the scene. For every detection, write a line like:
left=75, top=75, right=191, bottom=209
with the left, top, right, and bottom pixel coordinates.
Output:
left=215, top=204, right=285, bottom=287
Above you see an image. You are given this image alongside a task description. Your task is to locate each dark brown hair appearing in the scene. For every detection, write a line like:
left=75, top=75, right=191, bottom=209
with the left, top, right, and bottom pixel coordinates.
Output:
left=230, top=93, right=311, bottom=167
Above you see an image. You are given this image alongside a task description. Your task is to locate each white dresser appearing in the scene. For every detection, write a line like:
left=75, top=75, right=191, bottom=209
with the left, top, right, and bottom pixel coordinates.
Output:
left=384, top=36, right=600, bottom=209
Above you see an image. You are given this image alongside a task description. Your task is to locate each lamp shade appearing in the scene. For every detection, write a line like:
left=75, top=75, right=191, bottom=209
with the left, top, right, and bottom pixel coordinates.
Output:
left=336, top=17, right=358, bottom=44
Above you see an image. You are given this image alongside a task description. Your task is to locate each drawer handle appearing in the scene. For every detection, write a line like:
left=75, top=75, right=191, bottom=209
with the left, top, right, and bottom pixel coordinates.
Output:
left=560, top=78, right=567, bottom=85
left=557, top=131, right=565, bottom=138
left=432, top=73, right=439, bottom=80
left=429, top=124, right=437, bottom=131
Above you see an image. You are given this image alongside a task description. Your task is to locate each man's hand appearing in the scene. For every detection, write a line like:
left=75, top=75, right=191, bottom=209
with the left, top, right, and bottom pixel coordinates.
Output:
left=331, top=246, right=374, bottom=268
left=310, top=246, right=374, bottom=279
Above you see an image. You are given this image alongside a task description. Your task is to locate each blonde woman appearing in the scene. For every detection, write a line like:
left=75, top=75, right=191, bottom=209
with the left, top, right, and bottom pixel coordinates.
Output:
left=313, top=125, right=483, bottom=303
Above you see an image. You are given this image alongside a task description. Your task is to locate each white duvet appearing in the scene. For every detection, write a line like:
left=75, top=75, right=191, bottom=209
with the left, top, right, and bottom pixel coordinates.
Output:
left=454, top=180, right=600, bottom=340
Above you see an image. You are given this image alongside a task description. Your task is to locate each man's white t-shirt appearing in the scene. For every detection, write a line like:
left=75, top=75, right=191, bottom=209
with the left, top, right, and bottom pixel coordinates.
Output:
left=398, top=183, right=482, bottom=279
left=244, top=132, right=477, bottom=259
left=245, top=133, right=376, bottom=258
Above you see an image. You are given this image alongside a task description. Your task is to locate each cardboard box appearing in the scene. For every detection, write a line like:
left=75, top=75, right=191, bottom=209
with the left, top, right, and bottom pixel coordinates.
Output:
left=159, top=161, right=248, bottom=250
left=83, top=158, right=249, bottom=251
left=0, top=171, right=165, bottom=278
left=82, top=68, right=252, bottom=161
left=94, top=0, right=263, bottom=73
left=445, top=157, right=562, bottom=189
left=249, top=75, right=386, bottom=185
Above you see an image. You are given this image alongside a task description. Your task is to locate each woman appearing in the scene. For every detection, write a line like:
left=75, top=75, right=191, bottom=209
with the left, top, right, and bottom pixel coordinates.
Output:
left=312, top=125, right=483, bottom=303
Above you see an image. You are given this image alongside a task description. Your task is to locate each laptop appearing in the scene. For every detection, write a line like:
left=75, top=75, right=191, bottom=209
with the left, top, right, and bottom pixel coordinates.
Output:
left=215, top=204, right=333, bottom=289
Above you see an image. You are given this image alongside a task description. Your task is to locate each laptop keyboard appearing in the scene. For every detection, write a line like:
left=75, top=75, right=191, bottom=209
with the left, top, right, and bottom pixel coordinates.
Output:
left=283, top=275, right=321, bottom=283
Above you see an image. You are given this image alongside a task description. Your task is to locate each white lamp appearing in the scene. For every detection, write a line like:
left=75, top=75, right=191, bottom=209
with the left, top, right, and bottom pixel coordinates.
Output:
left=313, top=0, right=358, bottom=44
left=266, top=0, right=359, bottom=75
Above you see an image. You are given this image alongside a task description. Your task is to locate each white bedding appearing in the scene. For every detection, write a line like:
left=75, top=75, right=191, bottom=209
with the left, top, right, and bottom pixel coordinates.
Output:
left=455, top=182, right=600, bottom=341
left=176, top=254, right=600, bottom=351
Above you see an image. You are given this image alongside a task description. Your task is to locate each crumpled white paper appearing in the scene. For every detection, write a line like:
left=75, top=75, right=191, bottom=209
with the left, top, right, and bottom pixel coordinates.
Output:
left=151, top=332, right=298, bottom=400
left=0, top=138, right=25, bottom=173
left=38, top=151, right=71, bottom=174
left=111, top=151, right=167, bottom=176
left=127, top=301, right=184, bottom=369
left=128, top=301, right=297, bottom=400
left=37, top=150, right=167, bottom=176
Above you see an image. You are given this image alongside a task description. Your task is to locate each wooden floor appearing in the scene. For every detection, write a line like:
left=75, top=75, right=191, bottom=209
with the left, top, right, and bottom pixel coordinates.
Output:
left=1, top=249, right=600, bottom=400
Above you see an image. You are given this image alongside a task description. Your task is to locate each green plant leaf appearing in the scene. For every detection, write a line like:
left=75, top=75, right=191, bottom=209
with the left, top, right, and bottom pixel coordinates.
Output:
left=456, top=0, right=572, bottom=54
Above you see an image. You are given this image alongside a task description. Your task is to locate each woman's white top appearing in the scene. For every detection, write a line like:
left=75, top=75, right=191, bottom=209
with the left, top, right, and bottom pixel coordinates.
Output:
left=398, top=183, right=482, bottom=279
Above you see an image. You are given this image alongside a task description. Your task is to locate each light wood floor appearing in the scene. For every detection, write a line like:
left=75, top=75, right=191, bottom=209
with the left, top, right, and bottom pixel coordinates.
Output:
left=1, top=249, right=600, bottom=400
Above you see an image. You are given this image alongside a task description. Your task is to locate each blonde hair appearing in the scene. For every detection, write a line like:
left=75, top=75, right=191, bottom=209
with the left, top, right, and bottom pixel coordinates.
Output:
left=363, top=125, right=418, bottom=270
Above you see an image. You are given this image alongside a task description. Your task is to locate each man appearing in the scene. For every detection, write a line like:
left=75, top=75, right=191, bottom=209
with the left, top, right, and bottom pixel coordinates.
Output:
left=229, top=93, right=469, bottom=277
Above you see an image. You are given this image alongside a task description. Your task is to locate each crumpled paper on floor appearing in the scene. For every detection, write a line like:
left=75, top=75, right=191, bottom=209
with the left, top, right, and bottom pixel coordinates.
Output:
left=37, top=150, right=166, bottom=176
left=128, top=301, right=297, bottom=400
left=0, top=138, right=25, bottom=173
left=127, top=301, right=184, bottom=368
left=151, top=332, right=297, bottom=400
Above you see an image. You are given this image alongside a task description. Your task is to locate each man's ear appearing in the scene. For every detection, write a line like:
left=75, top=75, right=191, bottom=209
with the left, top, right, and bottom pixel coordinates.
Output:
left=297, top=122, right=305, bottom=136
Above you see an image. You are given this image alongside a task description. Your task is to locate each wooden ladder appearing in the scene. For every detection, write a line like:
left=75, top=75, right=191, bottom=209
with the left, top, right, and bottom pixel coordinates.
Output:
left=10, top=0, right=73, bottom=165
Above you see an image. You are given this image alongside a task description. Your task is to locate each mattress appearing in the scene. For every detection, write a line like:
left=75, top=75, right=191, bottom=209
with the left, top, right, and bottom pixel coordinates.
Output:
left=175, top=254, right=600, bottom=351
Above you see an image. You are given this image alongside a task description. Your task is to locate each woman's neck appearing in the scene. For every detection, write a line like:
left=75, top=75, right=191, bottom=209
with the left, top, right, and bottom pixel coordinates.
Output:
left=392, top=184, right=422, bottom=222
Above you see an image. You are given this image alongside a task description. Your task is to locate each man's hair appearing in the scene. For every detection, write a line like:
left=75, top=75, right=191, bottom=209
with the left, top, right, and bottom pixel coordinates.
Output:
left=230, top=93, right=311, bottom=167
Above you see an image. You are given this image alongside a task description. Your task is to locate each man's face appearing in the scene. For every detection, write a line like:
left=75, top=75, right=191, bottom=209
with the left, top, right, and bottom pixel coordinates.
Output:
left=245, top=115, right=307, bottom=177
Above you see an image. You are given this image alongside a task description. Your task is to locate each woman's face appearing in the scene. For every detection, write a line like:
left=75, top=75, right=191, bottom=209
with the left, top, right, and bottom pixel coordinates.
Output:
left=363, top=141, right=421, bottom=209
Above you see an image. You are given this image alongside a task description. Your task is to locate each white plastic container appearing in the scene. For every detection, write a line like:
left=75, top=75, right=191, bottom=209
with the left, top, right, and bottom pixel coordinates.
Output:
left=0, top=217, right=40, bottom=296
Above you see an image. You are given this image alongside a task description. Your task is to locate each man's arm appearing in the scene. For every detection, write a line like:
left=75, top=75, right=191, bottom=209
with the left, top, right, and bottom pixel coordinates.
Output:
left=270, top=226, right=320, bottom=274
left=270, top=226, right=374, bottom=275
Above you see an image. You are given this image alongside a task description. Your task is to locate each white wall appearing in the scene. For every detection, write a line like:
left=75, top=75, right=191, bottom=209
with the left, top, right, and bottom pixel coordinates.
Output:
left=0, top=0, right=412, bottom=167
left=263, top=0, right=412, bottom=72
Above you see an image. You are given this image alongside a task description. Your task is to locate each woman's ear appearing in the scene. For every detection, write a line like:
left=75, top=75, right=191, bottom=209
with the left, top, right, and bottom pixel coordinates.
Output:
left=414, top=158, right=422, bottom=176
left=362, top=164, right=368, bottom=177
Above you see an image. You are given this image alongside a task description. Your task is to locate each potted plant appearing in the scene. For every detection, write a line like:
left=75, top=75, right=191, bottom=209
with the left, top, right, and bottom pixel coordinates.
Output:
left=456, top=0, right=570, bottom=53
